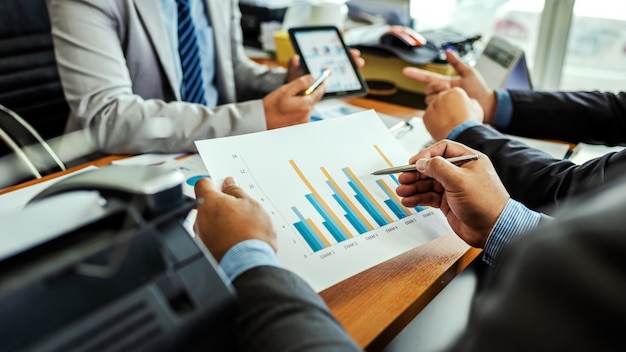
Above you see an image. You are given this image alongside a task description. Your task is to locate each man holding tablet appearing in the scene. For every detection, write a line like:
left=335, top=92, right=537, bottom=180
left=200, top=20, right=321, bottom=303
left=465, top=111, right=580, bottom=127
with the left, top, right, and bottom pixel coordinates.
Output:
left=47, top=1, right=363, bottom=155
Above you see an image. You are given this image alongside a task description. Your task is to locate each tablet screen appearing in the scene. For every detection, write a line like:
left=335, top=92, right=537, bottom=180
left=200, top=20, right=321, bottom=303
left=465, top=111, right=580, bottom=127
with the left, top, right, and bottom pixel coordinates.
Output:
left=289, top=26, right=368, bottom=98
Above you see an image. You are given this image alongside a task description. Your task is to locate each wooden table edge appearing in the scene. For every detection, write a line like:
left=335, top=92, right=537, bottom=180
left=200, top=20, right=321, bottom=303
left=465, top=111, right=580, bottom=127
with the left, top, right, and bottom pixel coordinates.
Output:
left=321, top=234, right=482, bottom=350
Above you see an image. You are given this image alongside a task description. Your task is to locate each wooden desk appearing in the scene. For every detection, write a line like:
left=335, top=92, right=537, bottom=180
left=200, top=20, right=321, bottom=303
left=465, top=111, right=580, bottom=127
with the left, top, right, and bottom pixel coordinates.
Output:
left=0, top=100, right=480, bottom=351
left=345, top=97, right=421, bottom=120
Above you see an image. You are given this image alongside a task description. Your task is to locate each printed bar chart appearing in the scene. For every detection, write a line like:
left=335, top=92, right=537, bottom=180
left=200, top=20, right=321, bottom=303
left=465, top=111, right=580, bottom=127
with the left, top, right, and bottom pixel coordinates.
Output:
left=288, top=146, right=424, bottom=252
left=195, top=111, right=453, bottom=291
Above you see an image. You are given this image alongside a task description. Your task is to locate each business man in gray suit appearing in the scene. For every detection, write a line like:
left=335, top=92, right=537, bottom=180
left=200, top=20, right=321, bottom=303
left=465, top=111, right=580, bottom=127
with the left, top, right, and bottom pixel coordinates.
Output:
left=47, top=0, right=344, bottom=154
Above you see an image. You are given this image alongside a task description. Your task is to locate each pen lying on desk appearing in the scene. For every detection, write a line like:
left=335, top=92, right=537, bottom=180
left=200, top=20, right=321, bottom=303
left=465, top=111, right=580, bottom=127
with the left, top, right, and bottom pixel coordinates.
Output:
left=388, top=117, right=417, bottom=135
left=371, top=154, right=479, bottom=175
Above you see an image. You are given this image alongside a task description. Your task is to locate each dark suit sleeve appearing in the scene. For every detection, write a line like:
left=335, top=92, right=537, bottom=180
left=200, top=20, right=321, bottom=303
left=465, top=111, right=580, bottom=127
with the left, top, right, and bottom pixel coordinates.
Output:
left=499, top=90, right=626, bottom=146
left=232, top=266, right=362, bottom=352
left=448, top=179, right=626, bottom=351
left=455, top=125, right=626, bottom=213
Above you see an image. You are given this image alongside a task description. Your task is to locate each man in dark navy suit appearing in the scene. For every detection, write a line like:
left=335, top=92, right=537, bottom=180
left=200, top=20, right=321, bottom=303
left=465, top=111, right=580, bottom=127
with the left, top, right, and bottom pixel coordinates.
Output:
left=403, top=50, right=626, bottom=214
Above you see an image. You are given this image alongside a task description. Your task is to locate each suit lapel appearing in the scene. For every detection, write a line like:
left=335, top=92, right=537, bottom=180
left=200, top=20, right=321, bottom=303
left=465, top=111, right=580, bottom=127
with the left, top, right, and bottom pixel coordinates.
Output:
left=134, top=0, right=180, bottom=100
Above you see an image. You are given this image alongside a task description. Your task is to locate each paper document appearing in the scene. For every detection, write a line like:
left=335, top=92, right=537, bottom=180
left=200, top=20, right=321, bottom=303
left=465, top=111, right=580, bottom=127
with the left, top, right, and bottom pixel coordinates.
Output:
left=569, top=143, right=625, bottom=165
left=195, top=111, right=453, bottom=291
left=312, top=99, right=432, bottom=155
left=506, top=135, right=570, bottom=159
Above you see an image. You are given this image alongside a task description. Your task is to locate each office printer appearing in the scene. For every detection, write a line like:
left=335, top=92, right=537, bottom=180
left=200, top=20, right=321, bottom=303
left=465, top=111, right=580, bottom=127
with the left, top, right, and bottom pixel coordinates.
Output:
left=0, top=166, right=237, bottom=351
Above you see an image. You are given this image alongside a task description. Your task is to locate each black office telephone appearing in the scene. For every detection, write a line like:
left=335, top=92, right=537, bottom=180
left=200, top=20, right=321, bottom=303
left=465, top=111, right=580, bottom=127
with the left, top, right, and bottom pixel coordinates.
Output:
left=1, top=166, right=237, bottom=352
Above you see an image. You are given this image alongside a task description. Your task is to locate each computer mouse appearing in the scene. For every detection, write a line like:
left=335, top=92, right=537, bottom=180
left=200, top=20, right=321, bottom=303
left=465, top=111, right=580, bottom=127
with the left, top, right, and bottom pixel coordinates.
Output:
left=379, top=26, right=427, bottom=48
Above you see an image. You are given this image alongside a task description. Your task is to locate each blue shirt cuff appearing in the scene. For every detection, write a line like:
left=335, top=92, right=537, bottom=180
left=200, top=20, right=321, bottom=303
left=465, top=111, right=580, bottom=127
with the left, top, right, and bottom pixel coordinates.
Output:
left=219, top=239, right=283, bottom=281
left=446, top=120, right=483, bottom=140
left=482, top=198, right=541, bottom=266
left=492, top=90, right=513, bottom=129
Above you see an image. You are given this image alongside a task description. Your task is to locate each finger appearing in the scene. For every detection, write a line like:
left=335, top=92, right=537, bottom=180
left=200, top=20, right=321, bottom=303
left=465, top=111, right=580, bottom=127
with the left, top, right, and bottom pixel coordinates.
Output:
left=397, top=170, right=420, bottom=184
left=395, top=178, right=436, bottom=197
left=409, top=139, right=477, bottom=164
left=424, top=82, right=452, bottom=96
left=403, top=66, right=447, bottom=83
left=445, top=50, right=473, bottom=77
left=408, top=140, right=450, bottom=164
left=353, top=57, right=365, bottom=69
left=194, top=177, right=216, bottom=200
left=400, top=192, right=442, bottom=208
left=424, top=94, right=438, bottom=106
left=306, top=80, right=326, bottom=102
left=288, top=74, right=315, bottom=94
left=221, top=176, right=248, bottom=199
left=349, top=48, right=365, bottom=68
left=290, top=54, right=301, bottom=67
left=415, top=155, right=466, bottom=188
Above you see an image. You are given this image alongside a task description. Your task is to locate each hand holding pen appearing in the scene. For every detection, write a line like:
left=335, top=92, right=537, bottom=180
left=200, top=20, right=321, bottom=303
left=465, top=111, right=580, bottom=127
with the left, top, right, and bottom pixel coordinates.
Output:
left=394, top=140, right=510, bottom=248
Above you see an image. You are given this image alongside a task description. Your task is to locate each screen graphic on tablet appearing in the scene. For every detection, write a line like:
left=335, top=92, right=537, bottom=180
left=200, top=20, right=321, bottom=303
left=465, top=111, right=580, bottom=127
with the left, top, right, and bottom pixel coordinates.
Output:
left=289, top=26, right=368, bottom=98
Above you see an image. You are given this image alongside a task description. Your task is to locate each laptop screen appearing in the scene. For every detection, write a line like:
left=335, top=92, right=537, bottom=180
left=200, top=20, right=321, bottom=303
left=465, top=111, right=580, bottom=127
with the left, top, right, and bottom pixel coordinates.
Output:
left=474, top=36, right=532, bottom=90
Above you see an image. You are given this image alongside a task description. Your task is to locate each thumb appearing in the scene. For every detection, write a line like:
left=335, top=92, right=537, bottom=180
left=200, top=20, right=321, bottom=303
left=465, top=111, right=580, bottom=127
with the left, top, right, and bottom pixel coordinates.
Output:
left=194, top=177, right=216, bottom=200
left=416, top=156, right=462, bottom=190
left=221, top=176, right=248, bottom=199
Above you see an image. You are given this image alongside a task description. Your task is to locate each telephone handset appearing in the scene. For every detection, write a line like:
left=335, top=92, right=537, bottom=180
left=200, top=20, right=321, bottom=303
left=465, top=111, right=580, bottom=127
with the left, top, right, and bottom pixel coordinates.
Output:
left=28, top=165, right=188, bottom=216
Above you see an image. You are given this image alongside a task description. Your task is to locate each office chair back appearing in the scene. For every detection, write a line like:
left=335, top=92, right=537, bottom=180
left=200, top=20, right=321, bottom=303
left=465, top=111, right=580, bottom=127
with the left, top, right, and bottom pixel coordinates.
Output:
left=0, top=104, right=65, bottom=182
left=0, top=0, right=70, bottom=158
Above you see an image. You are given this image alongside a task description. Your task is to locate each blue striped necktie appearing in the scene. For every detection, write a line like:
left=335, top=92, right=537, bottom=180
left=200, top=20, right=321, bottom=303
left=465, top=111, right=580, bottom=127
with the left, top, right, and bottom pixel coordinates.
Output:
left=176, top=0, right=207, bottom=105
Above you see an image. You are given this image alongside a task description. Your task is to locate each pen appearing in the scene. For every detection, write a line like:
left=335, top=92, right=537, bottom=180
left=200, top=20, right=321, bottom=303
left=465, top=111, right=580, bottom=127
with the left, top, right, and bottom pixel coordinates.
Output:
left=389, top=117, right=416, bottom=135
left=370, top=154, right=479, bottom=175
left=304, top=69, right=331, bottom=95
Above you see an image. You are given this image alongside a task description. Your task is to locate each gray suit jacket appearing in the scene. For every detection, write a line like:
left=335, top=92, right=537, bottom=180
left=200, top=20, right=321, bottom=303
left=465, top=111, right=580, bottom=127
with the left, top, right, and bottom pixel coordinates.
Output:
left=47, top=0, right=286, bottom=154
left=233, top=266, right=362, bottom=352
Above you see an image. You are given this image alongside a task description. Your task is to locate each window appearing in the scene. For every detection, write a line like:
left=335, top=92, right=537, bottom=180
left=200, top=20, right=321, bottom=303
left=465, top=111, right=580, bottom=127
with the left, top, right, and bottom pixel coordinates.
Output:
left=561, top=0, right=626, bottom=91
left=409, top=0, right=625, bottom=91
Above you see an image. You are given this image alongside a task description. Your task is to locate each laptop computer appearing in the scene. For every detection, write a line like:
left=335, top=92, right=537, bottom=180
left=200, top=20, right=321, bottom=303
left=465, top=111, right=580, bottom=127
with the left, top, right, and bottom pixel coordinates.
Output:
left=473, top=35, right=533, bottom=90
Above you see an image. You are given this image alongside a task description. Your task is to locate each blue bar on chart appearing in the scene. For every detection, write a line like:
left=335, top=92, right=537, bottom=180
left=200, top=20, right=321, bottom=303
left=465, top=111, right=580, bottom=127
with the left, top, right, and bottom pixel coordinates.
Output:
left=291, top=206, right=327, bottom=252
left=376, top=179, right=411, bottom=219
left=342, top=167, right=394, bottom=227
left=326, top=181, right=370, bottom=234
left=289, top=160, right=355, bottom=249
left=289, top=157, right=425, bottom=253
left=305, top=194, right=351, bottom=242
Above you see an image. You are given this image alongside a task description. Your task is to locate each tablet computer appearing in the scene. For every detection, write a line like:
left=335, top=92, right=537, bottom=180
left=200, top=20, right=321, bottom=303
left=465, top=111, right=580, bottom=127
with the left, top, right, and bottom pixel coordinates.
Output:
left=288, top=26, right=369, bottom=98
